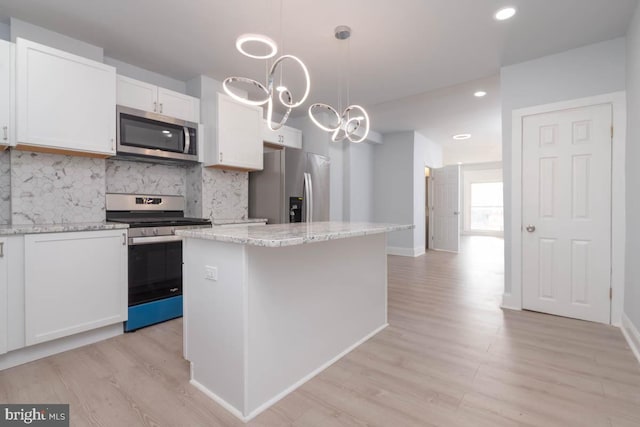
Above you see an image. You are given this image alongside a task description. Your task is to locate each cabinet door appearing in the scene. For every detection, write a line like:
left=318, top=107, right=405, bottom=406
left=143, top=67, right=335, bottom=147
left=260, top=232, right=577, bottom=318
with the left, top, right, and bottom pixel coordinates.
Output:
left=0, top=40, right=14, bottom=149
left=24, top=230, right=127, bottom=346
left=16, top=38, right=116, bottom=156
left=116, top=75, right=158, bottom=113
left=157, top=87, right=200, bottom=122
left=215, top=94, right=262, bottom=170
left=0, top=237, right=7, bottom=355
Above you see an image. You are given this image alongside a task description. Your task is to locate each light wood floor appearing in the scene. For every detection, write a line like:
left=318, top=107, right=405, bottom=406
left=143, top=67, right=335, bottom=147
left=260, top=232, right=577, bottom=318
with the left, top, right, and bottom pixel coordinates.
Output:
left=2, top=236, right=640, bottom=426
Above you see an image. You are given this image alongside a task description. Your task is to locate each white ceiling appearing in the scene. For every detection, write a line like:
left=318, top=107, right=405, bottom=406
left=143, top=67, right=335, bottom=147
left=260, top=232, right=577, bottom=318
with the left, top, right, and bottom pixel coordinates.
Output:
left=0, top=0, right=636, bottom=163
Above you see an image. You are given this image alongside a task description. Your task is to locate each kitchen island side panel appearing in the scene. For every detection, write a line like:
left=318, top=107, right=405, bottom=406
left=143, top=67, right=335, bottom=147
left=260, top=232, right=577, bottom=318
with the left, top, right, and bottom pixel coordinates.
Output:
left=183, top=238, right=247, bottom=414
left=245, top=233, right=388, bottom=415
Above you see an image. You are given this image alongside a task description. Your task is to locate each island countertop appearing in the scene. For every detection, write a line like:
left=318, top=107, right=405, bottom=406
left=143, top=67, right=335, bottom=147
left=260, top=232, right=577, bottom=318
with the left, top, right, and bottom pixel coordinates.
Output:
left=176, top=221, right=413, bottom=247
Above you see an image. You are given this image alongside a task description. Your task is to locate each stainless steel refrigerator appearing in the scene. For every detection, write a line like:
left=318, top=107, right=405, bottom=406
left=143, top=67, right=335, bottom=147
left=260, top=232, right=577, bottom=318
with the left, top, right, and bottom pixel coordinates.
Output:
left=249, top=148, right=330, bottom=224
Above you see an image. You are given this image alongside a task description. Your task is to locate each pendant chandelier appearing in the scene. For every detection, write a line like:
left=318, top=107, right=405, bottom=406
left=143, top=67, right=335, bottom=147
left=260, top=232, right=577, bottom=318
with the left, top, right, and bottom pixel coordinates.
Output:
left=223, top=2, right=310, bottom=131
left=308, top=26, right=370, bottom=143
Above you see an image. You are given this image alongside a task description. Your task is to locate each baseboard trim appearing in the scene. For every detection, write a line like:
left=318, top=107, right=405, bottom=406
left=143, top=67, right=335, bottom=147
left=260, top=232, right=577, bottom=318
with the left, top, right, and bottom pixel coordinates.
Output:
left=621, top=313, right=640, bottom=366
left=501, top=293, right=522, bottom=311
left=190, top=378, right=247, bottom=422
left=191, top=323, right=389, bottom=423
left=387, top=246, right=424, bottom=257
left=0, top=323, right=123, bottom=371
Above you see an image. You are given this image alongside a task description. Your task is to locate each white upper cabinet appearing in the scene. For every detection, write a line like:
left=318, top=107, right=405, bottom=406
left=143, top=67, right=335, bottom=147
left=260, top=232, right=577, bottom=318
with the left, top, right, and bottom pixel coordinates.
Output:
left=204, top=93, right=263, bottom=171
left=261, top=120, right=302, bottom=149
left=0, top=40, right=15, bottom=150
left=157, top=87, right=200, bottom=122
left=117, top=75, right=200, bottom=123
left=16, top=38, right=116, bottom=157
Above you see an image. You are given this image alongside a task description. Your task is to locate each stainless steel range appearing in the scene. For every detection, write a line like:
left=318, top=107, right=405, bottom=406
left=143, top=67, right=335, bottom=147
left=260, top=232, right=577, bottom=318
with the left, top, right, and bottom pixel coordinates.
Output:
left=106, top=193, right=211, bottom=331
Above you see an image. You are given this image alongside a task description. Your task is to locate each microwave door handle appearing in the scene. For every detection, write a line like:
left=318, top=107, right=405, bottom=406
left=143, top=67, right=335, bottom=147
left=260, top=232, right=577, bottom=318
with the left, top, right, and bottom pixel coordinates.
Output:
left=183, top=127, right=191, bottom=154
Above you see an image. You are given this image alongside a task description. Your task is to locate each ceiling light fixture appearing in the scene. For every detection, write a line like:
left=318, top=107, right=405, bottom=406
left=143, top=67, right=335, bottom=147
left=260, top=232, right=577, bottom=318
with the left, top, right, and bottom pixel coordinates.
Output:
left=235, top=33, right=278, bottom=59
left=474, top=91, right=487, bottom=97
left=308, top=25, right=370, bottom=143
left=453, top=134, right=471, bottom=140
left=223, top=2, right=310, bottom=130
left=494, top=7, right=516, bottom=21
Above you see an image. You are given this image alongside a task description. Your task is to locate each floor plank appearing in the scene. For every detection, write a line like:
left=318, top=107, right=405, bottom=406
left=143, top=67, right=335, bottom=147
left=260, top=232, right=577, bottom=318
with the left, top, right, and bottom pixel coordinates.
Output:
left=1, top=236, right=638, bottom=426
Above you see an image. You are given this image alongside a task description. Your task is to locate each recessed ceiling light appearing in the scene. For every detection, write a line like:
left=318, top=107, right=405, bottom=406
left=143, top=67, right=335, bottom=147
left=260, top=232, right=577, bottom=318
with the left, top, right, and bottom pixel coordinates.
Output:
left=457, top=162, right=463, bottom=165
left=474, top=91, right=487, bottom=97
left=495, top=7, right=516, bottom=21
left=453, top=134, right=471, bottom=140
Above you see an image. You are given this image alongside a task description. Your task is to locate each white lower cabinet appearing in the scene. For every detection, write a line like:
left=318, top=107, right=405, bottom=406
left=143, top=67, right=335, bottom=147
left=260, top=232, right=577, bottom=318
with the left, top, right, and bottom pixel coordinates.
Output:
left=0, top=237, right=8, bottom=355
left=24, top=230, right=127, bottom=346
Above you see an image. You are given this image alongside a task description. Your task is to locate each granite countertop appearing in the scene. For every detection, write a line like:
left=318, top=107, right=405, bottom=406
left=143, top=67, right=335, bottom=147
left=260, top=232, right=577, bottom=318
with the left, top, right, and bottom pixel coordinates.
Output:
left=176, top=221, right=414, bottom=247
left=0, top=222, right=129, bottom=235
left=212, top=218, right=268, bottom=225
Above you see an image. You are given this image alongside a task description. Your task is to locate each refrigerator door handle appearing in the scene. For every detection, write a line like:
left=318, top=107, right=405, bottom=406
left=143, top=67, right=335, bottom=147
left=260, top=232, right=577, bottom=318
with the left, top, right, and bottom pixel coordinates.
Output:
left=308, top=174, right=314, bottom=223
left=303, top=173, right=312, bottom=222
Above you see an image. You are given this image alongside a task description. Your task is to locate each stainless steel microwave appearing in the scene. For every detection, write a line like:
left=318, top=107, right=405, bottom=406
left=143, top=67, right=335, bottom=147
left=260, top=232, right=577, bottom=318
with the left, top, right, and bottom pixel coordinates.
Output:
left=116, top=105, right=198, bottom=163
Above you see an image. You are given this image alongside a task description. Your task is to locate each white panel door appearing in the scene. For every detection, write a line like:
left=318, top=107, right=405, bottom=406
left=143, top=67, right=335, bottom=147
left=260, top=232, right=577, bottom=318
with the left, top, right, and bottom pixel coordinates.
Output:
left=16, top=38, right=116, bottom=156
left=116, top=74, right=158, bottom=113
left=157, top=87, right=200, bottom=122
left=24, top=230, right=128, bottom=345
left=432, top=165, right=460, bottom=252
left=522, top=103, right=612, bottom=323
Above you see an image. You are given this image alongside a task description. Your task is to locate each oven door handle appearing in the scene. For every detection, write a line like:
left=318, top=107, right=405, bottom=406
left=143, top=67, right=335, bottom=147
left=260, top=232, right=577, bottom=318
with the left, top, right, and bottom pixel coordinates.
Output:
left=129, top=235, right=183, bottom=245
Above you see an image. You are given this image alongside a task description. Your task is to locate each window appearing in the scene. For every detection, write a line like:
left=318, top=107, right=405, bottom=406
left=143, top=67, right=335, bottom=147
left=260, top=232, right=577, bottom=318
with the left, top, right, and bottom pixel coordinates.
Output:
left=470, top=182, right=504, bottom=231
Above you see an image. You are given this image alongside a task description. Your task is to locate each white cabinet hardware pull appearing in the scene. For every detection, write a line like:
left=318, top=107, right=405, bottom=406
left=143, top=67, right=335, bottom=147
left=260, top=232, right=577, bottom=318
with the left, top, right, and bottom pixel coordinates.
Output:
left=2, top=126, right=7, bottom=141
left=122, top=233, right=126, bottom=246
left=159, top=103, right=163, bottom=113
left=153, top=102, right=157, bottom=112
left=0, top=241, right=4, bottom=257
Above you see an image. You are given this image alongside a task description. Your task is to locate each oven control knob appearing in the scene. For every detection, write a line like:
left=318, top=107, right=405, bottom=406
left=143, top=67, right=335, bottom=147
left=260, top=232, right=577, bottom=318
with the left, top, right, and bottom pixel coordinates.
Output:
left=141, top=229, right=147, bottom=236
left=153, top=228, right=159, bottom=236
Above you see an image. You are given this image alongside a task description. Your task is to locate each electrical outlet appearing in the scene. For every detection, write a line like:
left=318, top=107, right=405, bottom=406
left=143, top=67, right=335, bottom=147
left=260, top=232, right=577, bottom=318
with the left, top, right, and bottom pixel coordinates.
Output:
left=205, top=266, right=218, bottom=281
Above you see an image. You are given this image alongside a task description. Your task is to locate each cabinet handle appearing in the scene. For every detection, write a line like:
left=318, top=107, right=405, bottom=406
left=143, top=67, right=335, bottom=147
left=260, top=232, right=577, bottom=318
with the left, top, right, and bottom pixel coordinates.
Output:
left=122, top=233, right=127, bottom=246
left=220, top=152, right=223, bottom=162
left=159, top=103, right=163, bottom=113
left=153, top=101, right=157, bottom=112
left=2, top=126, right=7, bottom=141
left=278, top=134, right=284, bottom=143
left=0, top=241, right=4, bottom=257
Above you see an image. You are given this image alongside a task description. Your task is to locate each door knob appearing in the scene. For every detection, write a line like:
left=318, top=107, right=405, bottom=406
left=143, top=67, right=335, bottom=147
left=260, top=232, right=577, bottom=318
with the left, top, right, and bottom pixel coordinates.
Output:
left=525, top=225, right=536, bottom=232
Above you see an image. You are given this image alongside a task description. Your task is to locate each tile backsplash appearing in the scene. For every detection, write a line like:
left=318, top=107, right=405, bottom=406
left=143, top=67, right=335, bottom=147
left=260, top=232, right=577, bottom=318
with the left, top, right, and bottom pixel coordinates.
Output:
left=3, top=150, right=249, bottom=225
left=10, top=150, right=106, bottom=225
left=186, top=165, right=248, bottom=220
left=0, top=150, right=10, bottom=225
left=106, top=159, right=187, bottom=196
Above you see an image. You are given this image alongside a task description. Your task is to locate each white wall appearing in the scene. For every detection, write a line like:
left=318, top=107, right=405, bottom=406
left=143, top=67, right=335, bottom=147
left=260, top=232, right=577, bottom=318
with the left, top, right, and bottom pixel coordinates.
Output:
left=345, top=143, right=375, bottom=222
left=373, top=131, right=442, bottom=255
left=625, top=5, right=640, bottom=333
left=10, top=18, right=103, bottom=61
left=0, top=22, right=9, bottom=41
left=374, top=132, right=414, bottom=250
left=501, top=37, right=626, bottom=296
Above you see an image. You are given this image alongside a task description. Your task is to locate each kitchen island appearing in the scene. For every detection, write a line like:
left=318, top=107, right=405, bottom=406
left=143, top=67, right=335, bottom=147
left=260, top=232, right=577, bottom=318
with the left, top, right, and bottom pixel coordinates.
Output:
left=176, top=221, right=412, bottom=422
